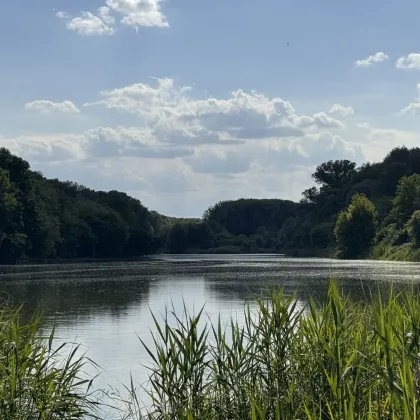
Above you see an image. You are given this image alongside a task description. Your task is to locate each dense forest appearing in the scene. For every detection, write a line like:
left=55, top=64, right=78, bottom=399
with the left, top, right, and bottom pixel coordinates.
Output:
left=1, top=146, right=420, bottom=263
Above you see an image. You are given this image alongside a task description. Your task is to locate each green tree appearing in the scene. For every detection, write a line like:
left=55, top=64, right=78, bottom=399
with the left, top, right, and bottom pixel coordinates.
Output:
left=391, top=174, right=420, bottom=225
left=313, top=160, right=357, bottom=190
left=406, top=210, right=420, bottom=247
left=167, top=223, right=189, bottom=253
left=334, top=193, right=378, bottom=259
left=0, top=169, right=28, bottom=263
left=0, top=169, right=18, bottom=221
left=310, top=222, right=333, bottom=248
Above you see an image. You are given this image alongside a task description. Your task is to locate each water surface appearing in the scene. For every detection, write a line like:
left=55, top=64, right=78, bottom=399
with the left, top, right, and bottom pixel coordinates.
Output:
left=0, top=254, right=419, bottom=416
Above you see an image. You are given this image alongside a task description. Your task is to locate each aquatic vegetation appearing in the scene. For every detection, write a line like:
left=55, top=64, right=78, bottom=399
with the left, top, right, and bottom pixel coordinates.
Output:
left=131, top=280, right=420, bottom=419
left=0, top=303, right=100, bottom=419
left=5, top=279, right=420, bottom=419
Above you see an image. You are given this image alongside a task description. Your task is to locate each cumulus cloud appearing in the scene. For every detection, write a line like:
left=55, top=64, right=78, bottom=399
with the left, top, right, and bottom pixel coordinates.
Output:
left=84, top=126, right=193, bottom=159
left=258, top=132, right=362, bottom=171
left=12, top=78, right=374, bottom=215
left=57, top=0, right=168, bottom=35
left=0, top=133, right=86, bottom=163
left=328, top=103, right=355, bottom=118
left=401, top=102, right=420, bottom=115
left=295, top=132, right=362, bottom=160
left=400, top=83, right=420, bottom=115
left=362, top=127, right=420, bottom=161
left=357, top=122, right=371, bottom=130
left=396, top=53, right=420, bottom=70
left=154, top=128, right=244, bottom=146
left=293, top=112, right=344, bottom=129
left=85, top=78, right=344, bottom=143
left=105, top=0, right=169, bottom=28
left=0, top=125, right=193, bottom=164
left=355, top=52, right=389, bottom=67
left=64, top=11, right=115, bottom=35
left=98, top=6, right=115, bottom=25
left=24, top=100, right=80, bottom=114
left=55, top=11, right=70, bottom=19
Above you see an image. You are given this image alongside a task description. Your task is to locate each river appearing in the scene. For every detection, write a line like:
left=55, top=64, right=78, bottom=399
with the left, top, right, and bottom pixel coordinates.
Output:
left=0, top=254, right=419, bottom=417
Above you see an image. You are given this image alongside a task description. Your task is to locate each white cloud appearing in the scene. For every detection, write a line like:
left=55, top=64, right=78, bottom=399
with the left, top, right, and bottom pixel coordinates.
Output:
left=258, top=132, right=362, bottom=171
left=66, top=11, right=115, bottom=36
left=401, top=102, right=420, bottom=115
left=355, top=52, right=389, bottom=67
left=328, top=103, right=355, bottom=118
left=356, top=122, right=371, bottom=130
left=55, top=11, right=70, bottom=19
left=295, top=132, right=362, bottom=160
left=106, top=0, right=169, bottom=28
left=10, top=78, right=383, bottom=216
left=400, top=83, right=420, bottom=115
left=396, top=53, right=420, bottom=70
left=98, top=6, right=115, bottom=25
left=84, top=126, right=193, bottom=158
left=293, top=112, right=344, bottom=129
left=24, top=100, right=80, bottom=114
left=362, top=127, right=420, bottom=161
left=57, top=0, right=168, bottom=35
left=0, top=133, right=86, bottom=163
left=85, top=78, right=344, bottom=140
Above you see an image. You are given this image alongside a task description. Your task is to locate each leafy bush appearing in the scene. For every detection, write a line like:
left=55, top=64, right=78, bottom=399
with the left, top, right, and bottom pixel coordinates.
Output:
left=392, top=173, right=420, bottom=225
left=334, top=193, right=378, bottom=259
left=406, top=210, right=420, bottom=247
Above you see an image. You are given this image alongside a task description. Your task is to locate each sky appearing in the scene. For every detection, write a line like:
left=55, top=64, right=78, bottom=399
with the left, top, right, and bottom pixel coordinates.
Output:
left=1, top=0, right=420, bottom=217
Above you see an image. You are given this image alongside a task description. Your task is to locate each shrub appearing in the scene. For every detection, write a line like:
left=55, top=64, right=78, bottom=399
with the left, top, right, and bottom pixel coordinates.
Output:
left=406, top=210, right=420, bottom=247
left=334, top=193, right=378, bottom=259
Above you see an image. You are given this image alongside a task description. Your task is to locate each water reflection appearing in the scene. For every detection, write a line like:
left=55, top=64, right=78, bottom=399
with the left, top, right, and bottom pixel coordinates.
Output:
left=0, top=270, right=152, bottom=324
left=0, top=255, right=420, bottom=418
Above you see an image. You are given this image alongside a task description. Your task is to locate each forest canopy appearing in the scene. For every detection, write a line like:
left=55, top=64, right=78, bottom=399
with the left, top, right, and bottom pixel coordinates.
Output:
left=1, top=146, right=420, bottom=263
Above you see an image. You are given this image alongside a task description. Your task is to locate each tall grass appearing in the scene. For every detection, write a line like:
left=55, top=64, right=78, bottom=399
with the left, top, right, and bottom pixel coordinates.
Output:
left=0, top=302, right=100, bottom=419
left=4, top=280, right=420, bottom=419
left=131, top=281, right=420, bottom=419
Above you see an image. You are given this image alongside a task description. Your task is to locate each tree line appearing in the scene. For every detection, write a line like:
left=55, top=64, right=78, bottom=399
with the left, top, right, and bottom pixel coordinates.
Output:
left=0, top=148, right=172, bottom=263
left=165, top=146, right=420, bottom=260
left=1, top=146, right=420, bottom=263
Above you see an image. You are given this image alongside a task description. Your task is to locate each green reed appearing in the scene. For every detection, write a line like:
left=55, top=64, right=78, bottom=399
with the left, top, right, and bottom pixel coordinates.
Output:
left=4, top=279, right=420, bottom=419
left=131, top=281, right=420, bottom=419
left=0, top=303, right=100, bottom=419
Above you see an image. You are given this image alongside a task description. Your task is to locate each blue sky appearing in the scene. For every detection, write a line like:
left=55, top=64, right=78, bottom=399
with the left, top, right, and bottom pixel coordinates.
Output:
left=1, top=0, right=420, bottom=216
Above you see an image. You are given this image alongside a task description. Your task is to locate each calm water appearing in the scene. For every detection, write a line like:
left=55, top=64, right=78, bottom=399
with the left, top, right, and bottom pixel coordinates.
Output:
left=1, top=254, right=420, bottom=416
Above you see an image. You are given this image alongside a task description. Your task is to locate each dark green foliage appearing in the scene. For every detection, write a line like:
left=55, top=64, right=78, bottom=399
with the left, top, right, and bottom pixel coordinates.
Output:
left=392, top=174, right=420, bottom=226
left=334, top=193, right=378, bottom=259
left=309, top=221, right=333, bottom=248
left=167, top=221, right=215, bottom=253
left=0, top=149, right=165, bottom=262
left=406, top=210, right=420, bottom=247
left=2, top=144, right=420, bottom=261
left=203, top=198, right=298, bottom=236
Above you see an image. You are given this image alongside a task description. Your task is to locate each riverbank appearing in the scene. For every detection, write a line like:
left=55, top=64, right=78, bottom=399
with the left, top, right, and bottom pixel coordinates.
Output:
left=3, top=279, right=420, bottom=419
left=371, top=242, right=420, bottom=262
